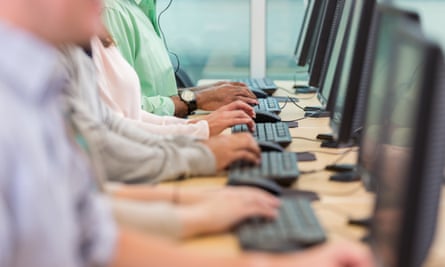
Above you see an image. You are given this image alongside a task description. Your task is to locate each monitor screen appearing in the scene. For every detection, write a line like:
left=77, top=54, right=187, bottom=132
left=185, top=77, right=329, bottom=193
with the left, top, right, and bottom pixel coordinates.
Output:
left=359, top=6, right=420, bottom=190
left=317, top=0, right=354, bottom=108
left=371, top=32, right=426, bottom=267
left=296, top=0, right=326, bottom=67
left=306, top=0, right=327, bottom=68
left=294, top=0, right=314, bottom=63
left=309, top=0, right=344, bottom=88
left=330, top=0, right=367, bottom=138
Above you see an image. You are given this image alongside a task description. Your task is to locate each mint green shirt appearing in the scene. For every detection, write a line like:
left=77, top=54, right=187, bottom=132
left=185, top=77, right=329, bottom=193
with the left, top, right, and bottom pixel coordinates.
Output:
left=103, top=0, right=177, bottom=115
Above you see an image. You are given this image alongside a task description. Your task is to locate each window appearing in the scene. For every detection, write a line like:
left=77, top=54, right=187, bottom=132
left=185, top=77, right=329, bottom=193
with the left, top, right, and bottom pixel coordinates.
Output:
left=157, top=0, right=251, bottom=84
left=392, top=0, right=445, bottom=47
left=266, top=0, right=305, bottom=80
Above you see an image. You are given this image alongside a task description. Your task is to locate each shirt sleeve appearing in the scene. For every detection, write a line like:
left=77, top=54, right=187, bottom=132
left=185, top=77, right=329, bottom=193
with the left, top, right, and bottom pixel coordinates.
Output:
left=111, top=199, right=182, bottom=239
left=141, top=94, right=175, bottom=116
left=69, top=97, right=216, bottom=184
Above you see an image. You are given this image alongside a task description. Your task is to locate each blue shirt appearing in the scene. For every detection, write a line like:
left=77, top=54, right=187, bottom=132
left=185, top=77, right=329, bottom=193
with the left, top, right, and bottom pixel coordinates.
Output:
left=0, top=22, right=116, bottom=267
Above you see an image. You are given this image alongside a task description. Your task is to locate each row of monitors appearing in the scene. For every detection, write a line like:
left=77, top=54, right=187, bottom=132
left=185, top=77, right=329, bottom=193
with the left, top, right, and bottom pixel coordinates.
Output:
left=293, top=1, right=445, bottom=267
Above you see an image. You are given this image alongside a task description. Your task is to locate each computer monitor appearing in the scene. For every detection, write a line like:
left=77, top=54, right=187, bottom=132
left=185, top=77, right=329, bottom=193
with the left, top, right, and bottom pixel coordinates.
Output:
left=315, top=0, right=355, bottom=112
left=295, top=0, right=326, bottom=68
left=308, top=0, right=345, bottom=88
left=358, top=4, right=421, bottom=191
left=294, top=0, right=314, bottom=66
left=325, top=0, right=376, bottom=148
left=370, top=25, right=444, bottom=267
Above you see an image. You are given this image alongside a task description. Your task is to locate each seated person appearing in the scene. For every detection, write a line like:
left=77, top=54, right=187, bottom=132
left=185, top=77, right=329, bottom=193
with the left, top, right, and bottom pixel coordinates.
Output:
left=60, top=45, right=260, bottom=184
left=103, top=0, right=258, bottom=116
left=0, top=0, right=374, bottom=266
left=91, top=31, right=255, bottom=139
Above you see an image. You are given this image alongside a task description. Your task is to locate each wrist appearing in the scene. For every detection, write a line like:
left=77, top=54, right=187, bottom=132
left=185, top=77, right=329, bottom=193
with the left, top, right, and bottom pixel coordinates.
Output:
left=176, top=205, right=209, bottom=238
left=173, top=188, right=206, bottom=205
left=195, top=91, right=204, bottom=109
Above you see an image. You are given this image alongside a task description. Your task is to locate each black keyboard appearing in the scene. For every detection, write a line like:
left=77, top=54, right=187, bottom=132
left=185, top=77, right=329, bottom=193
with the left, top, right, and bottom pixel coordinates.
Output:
left=232, top=122, right=292, bottom=148
left=229, top=152, right=299, bottom=187
left=235, top=197, right=326, bottom=252
left=235, top=78, right=278, bottom=95
left=256, top=98, right=281, bottom=114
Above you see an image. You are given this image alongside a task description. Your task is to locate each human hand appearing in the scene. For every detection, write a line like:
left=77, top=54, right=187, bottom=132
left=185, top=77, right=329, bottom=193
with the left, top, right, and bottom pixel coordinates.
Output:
left=196, top=82, right=258, bottom=111
left=202, top=133, right=261, bottom=171
left=194, top=101, right=256, bottom=136
left=177, top=187, right=280, bottom=237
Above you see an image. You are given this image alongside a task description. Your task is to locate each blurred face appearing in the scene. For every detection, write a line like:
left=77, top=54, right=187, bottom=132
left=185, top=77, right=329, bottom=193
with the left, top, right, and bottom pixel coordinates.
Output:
left=27, top=0, right=102, bottom=44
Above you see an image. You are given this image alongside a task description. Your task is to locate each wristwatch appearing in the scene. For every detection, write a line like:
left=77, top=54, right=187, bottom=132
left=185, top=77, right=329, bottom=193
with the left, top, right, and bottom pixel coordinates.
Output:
left=179, top=89, right=197, bottom=114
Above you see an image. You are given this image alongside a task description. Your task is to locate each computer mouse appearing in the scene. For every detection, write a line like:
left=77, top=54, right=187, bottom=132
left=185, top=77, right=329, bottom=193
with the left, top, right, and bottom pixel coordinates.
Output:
left=250, top=88, right=268, bottom=99
left=254, top=110, right=282, bottom=123
left=228, top=177, right=283, bottom=196
left=257, top=141, right=285, bottom=152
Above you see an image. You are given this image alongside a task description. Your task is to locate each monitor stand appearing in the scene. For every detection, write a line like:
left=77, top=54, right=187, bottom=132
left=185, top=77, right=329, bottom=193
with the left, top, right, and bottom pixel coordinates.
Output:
left=348, top=217, right=372, bottom=243
left=305, top=111, right=330, bottom=118
left=294, top=85, right=318, bottom=94
left=321, top=139, right=356, bottom=148
left=348, top=217, right=372, bottom=228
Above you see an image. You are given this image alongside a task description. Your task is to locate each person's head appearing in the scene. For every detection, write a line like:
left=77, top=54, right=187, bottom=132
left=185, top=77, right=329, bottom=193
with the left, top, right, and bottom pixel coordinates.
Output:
left=0, top=0, right=102, bottom=45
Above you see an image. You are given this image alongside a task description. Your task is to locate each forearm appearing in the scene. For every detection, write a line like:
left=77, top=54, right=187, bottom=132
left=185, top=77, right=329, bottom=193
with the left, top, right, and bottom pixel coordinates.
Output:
left=108, top=184, right=213, bottom=205
left=110, top=227, right=255, bottom=267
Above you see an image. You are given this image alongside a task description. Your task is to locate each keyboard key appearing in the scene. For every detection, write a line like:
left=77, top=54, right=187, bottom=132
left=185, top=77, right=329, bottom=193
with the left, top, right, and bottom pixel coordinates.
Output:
left=229, top=152, right=299, bottom=187
left=232, top=122, right=292, bottom=148
left=235, top=78, right=278, bottom=96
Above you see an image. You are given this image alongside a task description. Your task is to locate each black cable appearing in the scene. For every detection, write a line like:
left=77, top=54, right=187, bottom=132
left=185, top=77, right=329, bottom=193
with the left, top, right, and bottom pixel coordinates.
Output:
left=331, top=148, right=356, bottom=165
left=282, top=116, right=308, bottom=123
left=291, top=136, right=321, bottom=143
left=279, top=98, right=289, bottom=110
left=157, top=0, right=181, bottom=74
left=288, top=96, right=306, bottom=111
left=300, top=169, right=325, bottom=175
left=276, top=87, right=317, bottom=101
left=157, top=0, right=174, bottom=48
left=304, top=149, right=359, bottom=156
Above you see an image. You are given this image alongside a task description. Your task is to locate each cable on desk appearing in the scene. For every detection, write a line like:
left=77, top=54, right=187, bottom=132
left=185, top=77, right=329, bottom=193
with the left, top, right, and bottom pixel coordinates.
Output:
left=282, top=116, right=308, bottom=123
left=292, top=136, right=322, bottom=143
left=289, top=96, right=306, bottom=111
left=298, top=148, right=359, bottom=176
left=277, top=87, right=318, bottom=102
left=299, top=169, right=325, bottom=175
left=279, top=98, right=289, bottom=110
left=305, top=148, right=360, bottom=156
left=331, top=148, right=357, bottom=165
left=313, top=184, right=364, bottom=197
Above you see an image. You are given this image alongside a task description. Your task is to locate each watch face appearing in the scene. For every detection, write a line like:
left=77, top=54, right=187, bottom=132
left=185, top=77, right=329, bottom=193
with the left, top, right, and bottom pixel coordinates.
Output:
left=181, top=90, right=196, bottom=102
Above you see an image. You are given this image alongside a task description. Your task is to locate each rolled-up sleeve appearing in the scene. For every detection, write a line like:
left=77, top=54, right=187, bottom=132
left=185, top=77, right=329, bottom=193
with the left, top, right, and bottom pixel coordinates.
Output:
left=78, top=191, right=117, bottom=267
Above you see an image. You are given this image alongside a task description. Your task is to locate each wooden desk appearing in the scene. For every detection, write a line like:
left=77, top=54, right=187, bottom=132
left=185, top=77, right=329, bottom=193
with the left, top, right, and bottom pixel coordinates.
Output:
left=171, top=80, right=445, bottom=266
